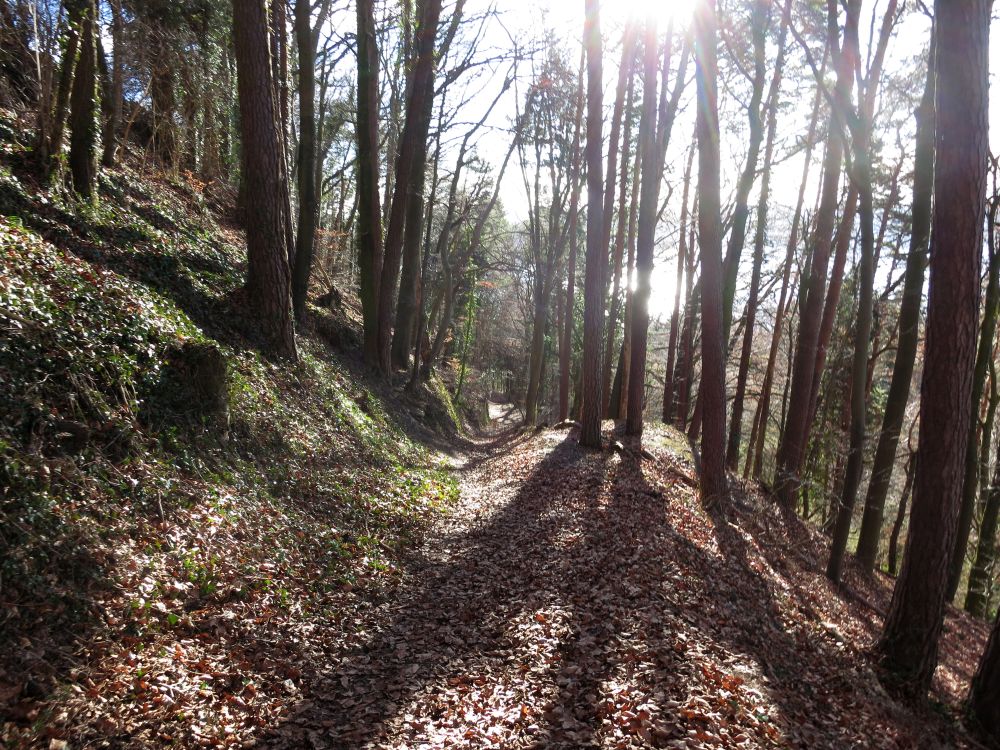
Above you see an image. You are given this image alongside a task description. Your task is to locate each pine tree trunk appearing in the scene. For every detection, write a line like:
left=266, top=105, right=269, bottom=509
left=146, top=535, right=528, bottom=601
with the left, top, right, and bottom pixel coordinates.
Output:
left=726, top=0, right=789, bottom=468
left=966, top=437, right=1000, bottom=616
left=356, top=0, right=384, bottom=368
left=624, top=16, right=660, bottom=437
left=232, top=0, right=297, bottom=360
left=887, top=452, right=915, bottom=577
left=949, top=223, right=1000, bottom=600
left=694, top=0, right=726, bottom=504
left=855, top=44, right=935, bottom=571
left=377, top=0, right=442, bottom=373
left=663, top=146, right=694, bottom=424
left=292, top=0, right=319, bottom=323
left=579, top=0, right=606, bottom=449
left=877, top=0, right=989, bottom=696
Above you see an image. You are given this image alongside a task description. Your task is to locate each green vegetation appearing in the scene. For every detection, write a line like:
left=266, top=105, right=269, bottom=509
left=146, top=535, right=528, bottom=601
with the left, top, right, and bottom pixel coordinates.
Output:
left=0, top=119, right=460, bottom=723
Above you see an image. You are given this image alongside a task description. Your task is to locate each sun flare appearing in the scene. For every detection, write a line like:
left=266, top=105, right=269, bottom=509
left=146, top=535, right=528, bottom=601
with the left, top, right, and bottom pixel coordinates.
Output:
left=612, top=0, right=695, bottom=27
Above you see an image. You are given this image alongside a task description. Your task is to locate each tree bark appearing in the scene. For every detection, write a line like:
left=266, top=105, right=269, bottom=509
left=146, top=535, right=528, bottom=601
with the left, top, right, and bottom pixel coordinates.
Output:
left=966, top=432, right=1000, bottom=616
left=887, top=451, right=915, bottom=577
left=232, top=0, right=297, bottom=360
left=877, top=0, right=989, bottom=696
left=949, top=206, right=1000, bottom=600
left=624, top=15, right=660, bottom=437
left=855, top=41, right=935, bottom=571
left=694, top=0, right=726, bottom=504
left=292, top=0, right=319, bottom=323
left=746, top=46, right=825, bottom=480
left=68, top=0, right=97, bottom=198
left=663, top=145, right=695, bottom=424
left=774, top=0, right=856, bottom=509
left=579, top=0, right=606, bottom=449
left=725, top=0, right=789, bottom=468
left=378, top=0, right=443, bottom=373
left=356, top=0, right=384, bottom=367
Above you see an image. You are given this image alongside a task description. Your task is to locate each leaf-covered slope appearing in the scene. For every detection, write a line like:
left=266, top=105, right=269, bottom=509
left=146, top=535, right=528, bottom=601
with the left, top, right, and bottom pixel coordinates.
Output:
left=0, top=115, right=459, bottom=747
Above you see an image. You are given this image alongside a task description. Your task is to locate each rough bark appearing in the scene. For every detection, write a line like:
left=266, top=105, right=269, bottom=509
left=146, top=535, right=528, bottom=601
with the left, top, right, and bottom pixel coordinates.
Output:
left=68, top=0, right=97, bottom=198
left=725, top=0, right=789, bottom=468
left=855, top=43, right=935, bottom=571
left=292, top=0, right=320, bottom=323
left=377, top=0, right=443, bottom=373
left=356, top=0, right=384, bottom=367
left=232, top=0, right=297, bottom=360
left=774, top=0, right=856, bottom=509
left=948, top=207, right=1000, bottom=601
left=877, top=0, right=989, bottom=696
left=579, top=0, right=605, bottom=449
left=694, top=0, right=726, bottom=505
left=623, top=16, right=659, bottom=437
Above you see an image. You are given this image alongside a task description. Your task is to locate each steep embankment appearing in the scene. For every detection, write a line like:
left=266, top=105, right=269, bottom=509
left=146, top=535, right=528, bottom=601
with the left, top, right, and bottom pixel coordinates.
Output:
left=0, top=111, right=463, bottom=747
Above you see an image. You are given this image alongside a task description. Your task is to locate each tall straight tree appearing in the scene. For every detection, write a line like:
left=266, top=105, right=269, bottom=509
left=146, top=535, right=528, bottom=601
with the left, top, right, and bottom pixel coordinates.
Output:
left=855, top=32, right=936, bottom=572
left=291, top=0, right=330, bottom=322
left=827, top=0, right=899, bottom=584
left=876, top=0, right=989, bottom=696
left=949, top=197, right=1000, bottom=600
left=232, top=0, right=297, bottom=360
left=694, top=0, right=725, bottom=505
left=623, top=15, right=659, bottom=437
left=357, top=0, right=383, bottom=368
left=774, top=0, right=856, bottom=509
left=559, top=48, right=586, bottom=423
left=579, top=0, right=605, bottom=449
left=378, top=0, right=443, bottom=373
left=726, top=0, right=790, bottom=469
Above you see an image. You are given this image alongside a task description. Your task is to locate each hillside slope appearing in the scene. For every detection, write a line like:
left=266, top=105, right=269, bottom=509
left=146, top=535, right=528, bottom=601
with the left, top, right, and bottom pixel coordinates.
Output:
left=0, top=111, right=463, bottom=747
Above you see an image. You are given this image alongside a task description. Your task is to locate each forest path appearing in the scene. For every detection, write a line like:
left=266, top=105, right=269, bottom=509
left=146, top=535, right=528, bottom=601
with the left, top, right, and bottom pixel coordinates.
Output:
left=264, top=423, right=982, bottom=750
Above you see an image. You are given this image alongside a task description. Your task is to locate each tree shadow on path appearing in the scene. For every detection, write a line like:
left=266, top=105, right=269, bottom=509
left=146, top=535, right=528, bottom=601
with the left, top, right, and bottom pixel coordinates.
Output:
left=260, top=427, right=978, bottom=749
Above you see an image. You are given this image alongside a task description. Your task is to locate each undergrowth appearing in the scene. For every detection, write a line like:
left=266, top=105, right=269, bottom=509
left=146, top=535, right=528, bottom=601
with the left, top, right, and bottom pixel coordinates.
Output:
left=0, top=111, right=458, bottom=746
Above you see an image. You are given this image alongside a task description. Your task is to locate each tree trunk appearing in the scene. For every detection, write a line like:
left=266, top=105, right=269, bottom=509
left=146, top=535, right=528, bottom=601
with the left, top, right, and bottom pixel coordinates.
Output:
left=887, top=451, right=915, bottom=577
left=694, top=0, right=726, bottom=504
left=68, top=0, right=97, bottom=198
left=720, top=0, right=769, bottom=342
left=624, top=16, right=660, bottom=437
left=969, top=607, right=1000, bottom=742
left=356, top=0, right=383, bottom=368
left=746, top=47, right=825, bottom=480
left=663, top=145, right=695, bottom=424
left=292, top=0, right=319, bottom=323
left=949, top=212, right=1000, bottom=600
left=602, top=70, right=635, bottom=418
left=966, top=434, right=1000, bottom=616
left=232, top=0, right=297, bottom=360
left=101, top=0, right=123, bottom=167
left=877, top=0, right=989, bottom=696
left=855, top=42, right=935, bottom=571
left=726, top=0, right=789, bottom=468
left=774, top=0, right=856, bottom=509
left=377, top=0, right=443, bottom=373
left=559, top=50, right=586, bottom=423
left=579, top=0, right=606, bottom=449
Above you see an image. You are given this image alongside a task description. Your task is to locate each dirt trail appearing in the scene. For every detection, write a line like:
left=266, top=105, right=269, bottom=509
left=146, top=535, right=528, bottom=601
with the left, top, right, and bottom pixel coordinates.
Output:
left=264, top=422, right=987, bottom=750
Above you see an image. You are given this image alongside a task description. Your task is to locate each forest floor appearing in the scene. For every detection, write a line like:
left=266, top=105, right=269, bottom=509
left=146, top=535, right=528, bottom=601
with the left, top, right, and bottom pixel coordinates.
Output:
left=258, top=417, right=991, bottom=750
